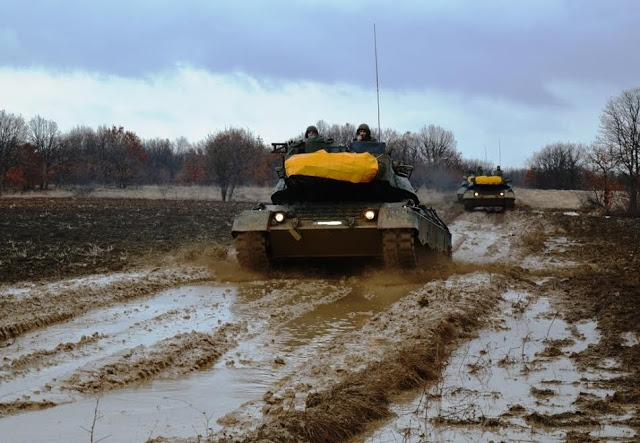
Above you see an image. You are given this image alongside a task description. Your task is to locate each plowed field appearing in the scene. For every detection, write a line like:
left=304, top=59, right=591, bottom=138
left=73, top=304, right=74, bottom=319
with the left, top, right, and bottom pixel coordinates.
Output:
left=0, top=193, right=638, bottom=443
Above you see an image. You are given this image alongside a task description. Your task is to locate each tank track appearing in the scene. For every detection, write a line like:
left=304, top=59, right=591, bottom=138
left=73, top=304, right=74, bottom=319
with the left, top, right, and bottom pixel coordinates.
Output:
left=382, top=229, right=417, bottom=268
left=235, top=232, right=270, bottom=271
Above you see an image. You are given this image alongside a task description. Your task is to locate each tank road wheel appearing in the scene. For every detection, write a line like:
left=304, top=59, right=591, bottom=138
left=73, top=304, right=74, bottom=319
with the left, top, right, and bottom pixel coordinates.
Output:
left=464, top=201, right=474, bottom=211
left=382, top=229, right=417, bottom=269
left=235, top=232, right=270, bottom=271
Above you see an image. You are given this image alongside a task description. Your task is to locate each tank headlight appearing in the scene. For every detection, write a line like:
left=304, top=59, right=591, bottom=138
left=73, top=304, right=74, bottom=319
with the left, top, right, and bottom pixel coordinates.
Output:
left=500, top=192, right=505, bottom=196
left=474, top=192, right=479, bottom=197
left=364, top=210, right=376, bottom=220
left=274, top=212, right=285, bottom=223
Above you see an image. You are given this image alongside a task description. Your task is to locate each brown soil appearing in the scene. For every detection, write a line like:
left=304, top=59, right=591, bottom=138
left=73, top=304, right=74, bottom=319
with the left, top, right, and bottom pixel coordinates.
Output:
left=0, top=198, right=252, bottom=283
left=0, top=195, right=638, bottom=442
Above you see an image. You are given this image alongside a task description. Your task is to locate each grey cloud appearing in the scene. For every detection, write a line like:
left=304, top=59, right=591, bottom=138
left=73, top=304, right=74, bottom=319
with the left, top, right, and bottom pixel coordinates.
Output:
left=1, top=1, right=638, bottom=107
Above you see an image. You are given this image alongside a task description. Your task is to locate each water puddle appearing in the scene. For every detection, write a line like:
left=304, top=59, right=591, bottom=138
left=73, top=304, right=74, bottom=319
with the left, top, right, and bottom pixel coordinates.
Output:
left=0, top=284, right=238, bottom=442
left=363, top=290, right=637, bottom=442
left=0, top=277, right=419, bottom=442
left=0, top=271, right=147, bottom=299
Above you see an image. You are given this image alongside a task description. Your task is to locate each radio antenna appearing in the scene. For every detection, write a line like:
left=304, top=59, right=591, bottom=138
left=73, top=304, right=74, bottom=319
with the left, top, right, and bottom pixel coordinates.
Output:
left=374, top=23, right=381, bottom=140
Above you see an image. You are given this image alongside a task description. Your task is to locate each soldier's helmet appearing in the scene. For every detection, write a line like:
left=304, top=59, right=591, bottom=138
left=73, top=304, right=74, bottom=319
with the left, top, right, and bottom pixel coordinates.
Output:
left=356, top=123, right=371, bottom=138
left=305, top=125, right=319, bottom=139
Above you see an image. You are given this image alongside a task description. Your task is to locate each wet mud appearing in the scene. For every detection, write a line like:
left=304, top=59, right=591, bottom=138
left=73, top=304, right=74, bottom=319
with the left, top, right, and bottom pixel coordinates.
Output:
left=0, top=197, right=638, bottom=442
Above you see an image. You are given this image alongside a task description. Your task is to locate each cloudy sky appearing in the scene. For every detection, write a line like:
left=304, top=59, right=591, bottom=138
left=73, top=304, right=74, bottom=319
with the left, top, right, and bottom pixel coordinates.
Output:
left=1, top=0, right=638, bottom=167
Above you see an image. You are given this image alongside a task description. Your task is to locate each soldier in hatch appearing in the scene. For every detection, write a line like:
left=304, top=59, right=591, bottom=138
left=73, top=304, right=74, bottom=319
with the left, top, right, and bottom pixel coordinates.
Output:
left=305, top=125, right=322, bottom=141
left=354, top=123, right=377, bottom=142
left=493, top=165, right=503, bottom=177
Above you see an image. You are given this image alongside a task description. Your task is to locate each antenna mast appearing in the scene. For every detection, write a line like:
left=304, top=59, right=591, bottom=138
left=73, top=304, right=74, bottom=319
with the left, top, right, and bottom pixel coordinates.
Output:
left=374, top=24, right=381, bottom=140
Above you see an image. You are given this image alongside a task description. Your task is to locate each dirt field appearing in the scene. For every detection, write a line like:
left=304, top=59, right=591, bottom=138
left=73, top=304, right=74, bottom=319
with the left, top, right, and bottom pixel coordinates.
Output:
left=0, top=190, right=638, bottom=442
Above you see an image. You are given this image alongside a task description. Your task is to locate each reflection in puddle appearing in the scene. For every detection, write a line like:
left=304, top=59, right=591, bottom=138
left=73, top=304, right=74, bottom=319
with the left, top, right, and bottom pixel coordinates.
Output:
left=1, top=277, right=417, bottom=442
left=0, top=285, right=243, bottom=442
left=364, top=290, right=637, bottom=442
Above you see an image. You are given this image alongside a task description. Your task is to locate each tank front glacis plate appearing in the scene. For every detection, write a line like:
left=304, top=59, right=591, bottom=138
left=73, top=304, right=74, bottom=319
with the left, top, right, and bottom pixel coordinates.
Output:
left=463, top=187, right=516, bottom=209
left=264, top=203, right=383, bottom=258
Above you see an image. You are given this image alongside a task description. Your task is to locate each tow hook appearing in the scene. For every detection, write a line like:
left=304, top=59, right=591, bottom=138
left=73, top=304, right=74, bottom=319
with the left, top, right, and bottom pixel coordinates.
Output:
left=289, top=217, right=302, bottom=241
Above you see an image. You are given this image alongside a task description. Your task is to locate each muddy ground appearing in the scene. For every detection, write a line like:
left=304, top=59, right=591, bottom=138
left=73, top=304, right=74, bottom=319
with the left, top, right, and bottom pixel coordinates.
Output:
left=0, top=193, right=638, bottom=442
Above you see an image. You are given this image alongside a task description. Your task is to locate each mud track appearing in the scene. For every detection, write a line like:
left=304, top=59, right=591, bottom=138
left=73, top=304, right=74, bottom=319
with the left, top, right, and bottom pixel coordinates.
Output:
left=0, top=196, right=638, bottom=442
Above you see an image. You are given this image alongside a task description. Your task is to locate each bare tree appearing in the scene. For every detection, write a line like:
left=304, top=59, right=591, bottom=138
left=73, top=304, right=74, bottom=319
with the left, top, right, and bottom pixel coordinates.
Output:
left=0, top=110, right=27, bottom=194
left=143, top=138, right=179, bottom=184
left=325, top=122, right=357, bottom=145
left=598, top=87, right=640, bottom=215
left=62, top=126, right=103, bottom=185
left=28, top=115, right=62, bottom=189
left=204, top=128, right=265, bottom=201
left=417, top=124, right=460, bottom=168
left=528, top=142, right=585, bottom=189
left=415, top=124, right=462, bottom=189
left=584, top=142, right=620, bottom=214
left=174, top=136, right=192, bottom=153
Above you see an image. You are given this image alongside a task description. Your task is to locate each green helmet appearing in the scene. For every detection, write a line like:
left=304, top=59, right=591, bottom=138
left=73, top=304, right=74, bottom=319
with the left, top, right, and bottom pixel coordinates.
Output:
left=356, top=123, right=372, bottom=140
left=357, top=123, right=370, bottom=132
left=305, top=125, right=319, bottom=139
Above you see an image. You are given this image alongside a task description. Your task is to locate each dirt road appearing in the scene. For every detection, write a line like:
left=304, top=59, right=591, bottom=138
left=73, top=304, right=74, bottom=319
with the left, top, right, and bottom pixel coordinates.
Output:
left=0, top=195, right=638, bottom=442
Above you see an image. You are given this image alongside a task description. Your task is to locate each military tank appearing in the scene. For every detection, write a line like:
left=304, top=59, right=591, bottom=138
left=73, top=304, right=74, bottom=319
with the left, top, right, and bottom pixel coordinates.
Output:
left=456, top=179, right=469, bottom=203
left=231, top=136, right=452, bottom=270
left=461, top=174, right=516, bottom=211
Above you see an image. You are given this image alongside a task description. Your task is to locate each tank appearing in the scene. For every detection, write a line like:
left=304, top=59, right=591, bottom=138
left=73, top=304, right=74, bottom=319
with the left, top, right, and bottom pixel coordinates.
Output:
left=461, top=175, right=516, bottom=211
left=231, top=137, right=452, bottom=270
left=456, top=179, right=469, bottom=202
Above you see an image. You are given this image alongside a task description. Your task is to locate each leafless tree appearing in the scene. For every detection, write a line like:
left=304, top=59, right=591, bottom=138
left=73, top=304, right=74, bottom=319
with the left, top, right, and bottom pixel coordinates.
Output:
left=584, top=142, right=620, bottom=214
left=325, top=122, right=357, bottom=145
left=28, top=115, right=62, bottom=189
left=174, top=136, right=192, bottom=153
left=0, top=110, right=27, bottom=194
left=598, top=87, right=640, bottom=215
left=204, top=128, right=265, bottom=201
left=62, top=126, right=102, bottom=185
left=528, top=142, right=585, bottom=189
left=143, top=138, right=180, bottom=184
left=417, top=124, right=460, bottom=168
left=415, top=124, right=462, bottom=189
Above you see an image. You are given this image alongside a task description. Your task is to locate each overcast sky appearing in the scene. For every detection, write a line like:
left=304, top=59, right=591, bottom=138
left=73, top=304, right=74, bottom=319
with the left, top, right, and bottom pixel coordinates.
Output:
left=1, top=0, right=638, bottom=167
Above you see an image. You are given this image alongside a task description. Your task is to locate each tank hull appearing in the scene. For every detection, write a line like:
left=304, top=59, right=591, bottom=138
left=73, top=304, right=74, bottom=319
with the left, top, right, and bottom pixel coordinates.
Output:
left=231, top=201, right=451, bottom=269
left=462, top=185, right=516, bottom=211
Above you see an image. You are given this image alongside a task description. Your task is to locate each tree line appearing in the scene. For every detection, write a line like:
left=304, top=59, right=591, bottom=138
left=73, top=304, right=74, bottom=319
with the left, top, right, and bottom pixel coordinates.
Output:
left=1, top=86, right=638, bottom=214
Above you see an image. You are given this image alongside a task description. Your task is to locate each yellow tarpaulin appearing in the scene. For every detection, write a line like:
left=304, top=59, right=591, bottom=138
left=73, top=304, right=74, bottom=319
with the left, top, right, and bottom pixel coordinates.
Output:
left=475, top=175, right=503, bottom=185
left=285, top=150, right=379, bottom=183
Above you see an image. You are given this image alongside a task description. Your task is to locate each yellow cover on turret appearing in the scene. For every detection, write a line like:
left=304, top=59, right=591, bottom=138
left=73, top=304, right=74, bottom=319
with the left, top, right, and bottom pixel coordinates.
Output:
left=475, top=175, right=503, bottom=185
left=285, top=150, right=379, bottom=183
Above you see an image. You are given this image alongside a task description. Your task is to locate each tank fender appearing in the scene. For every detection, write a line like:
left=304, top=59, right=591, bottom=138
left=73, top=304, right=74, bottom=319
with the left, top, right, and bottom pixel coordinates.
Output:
left=231, top=209, right=271, bottom=236
left=378, top=203, right=451, bottom=252
left=377, top=203, right=420, bottom=230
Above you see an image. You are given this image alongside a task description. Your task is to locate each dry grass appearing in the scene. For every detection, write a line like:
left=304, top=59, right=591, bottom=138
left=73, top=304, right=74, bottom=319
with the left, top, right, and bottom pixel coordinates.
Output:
left=513, top=187, right=586, bottom=210
left=1, top=185, right=273, bottom=203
